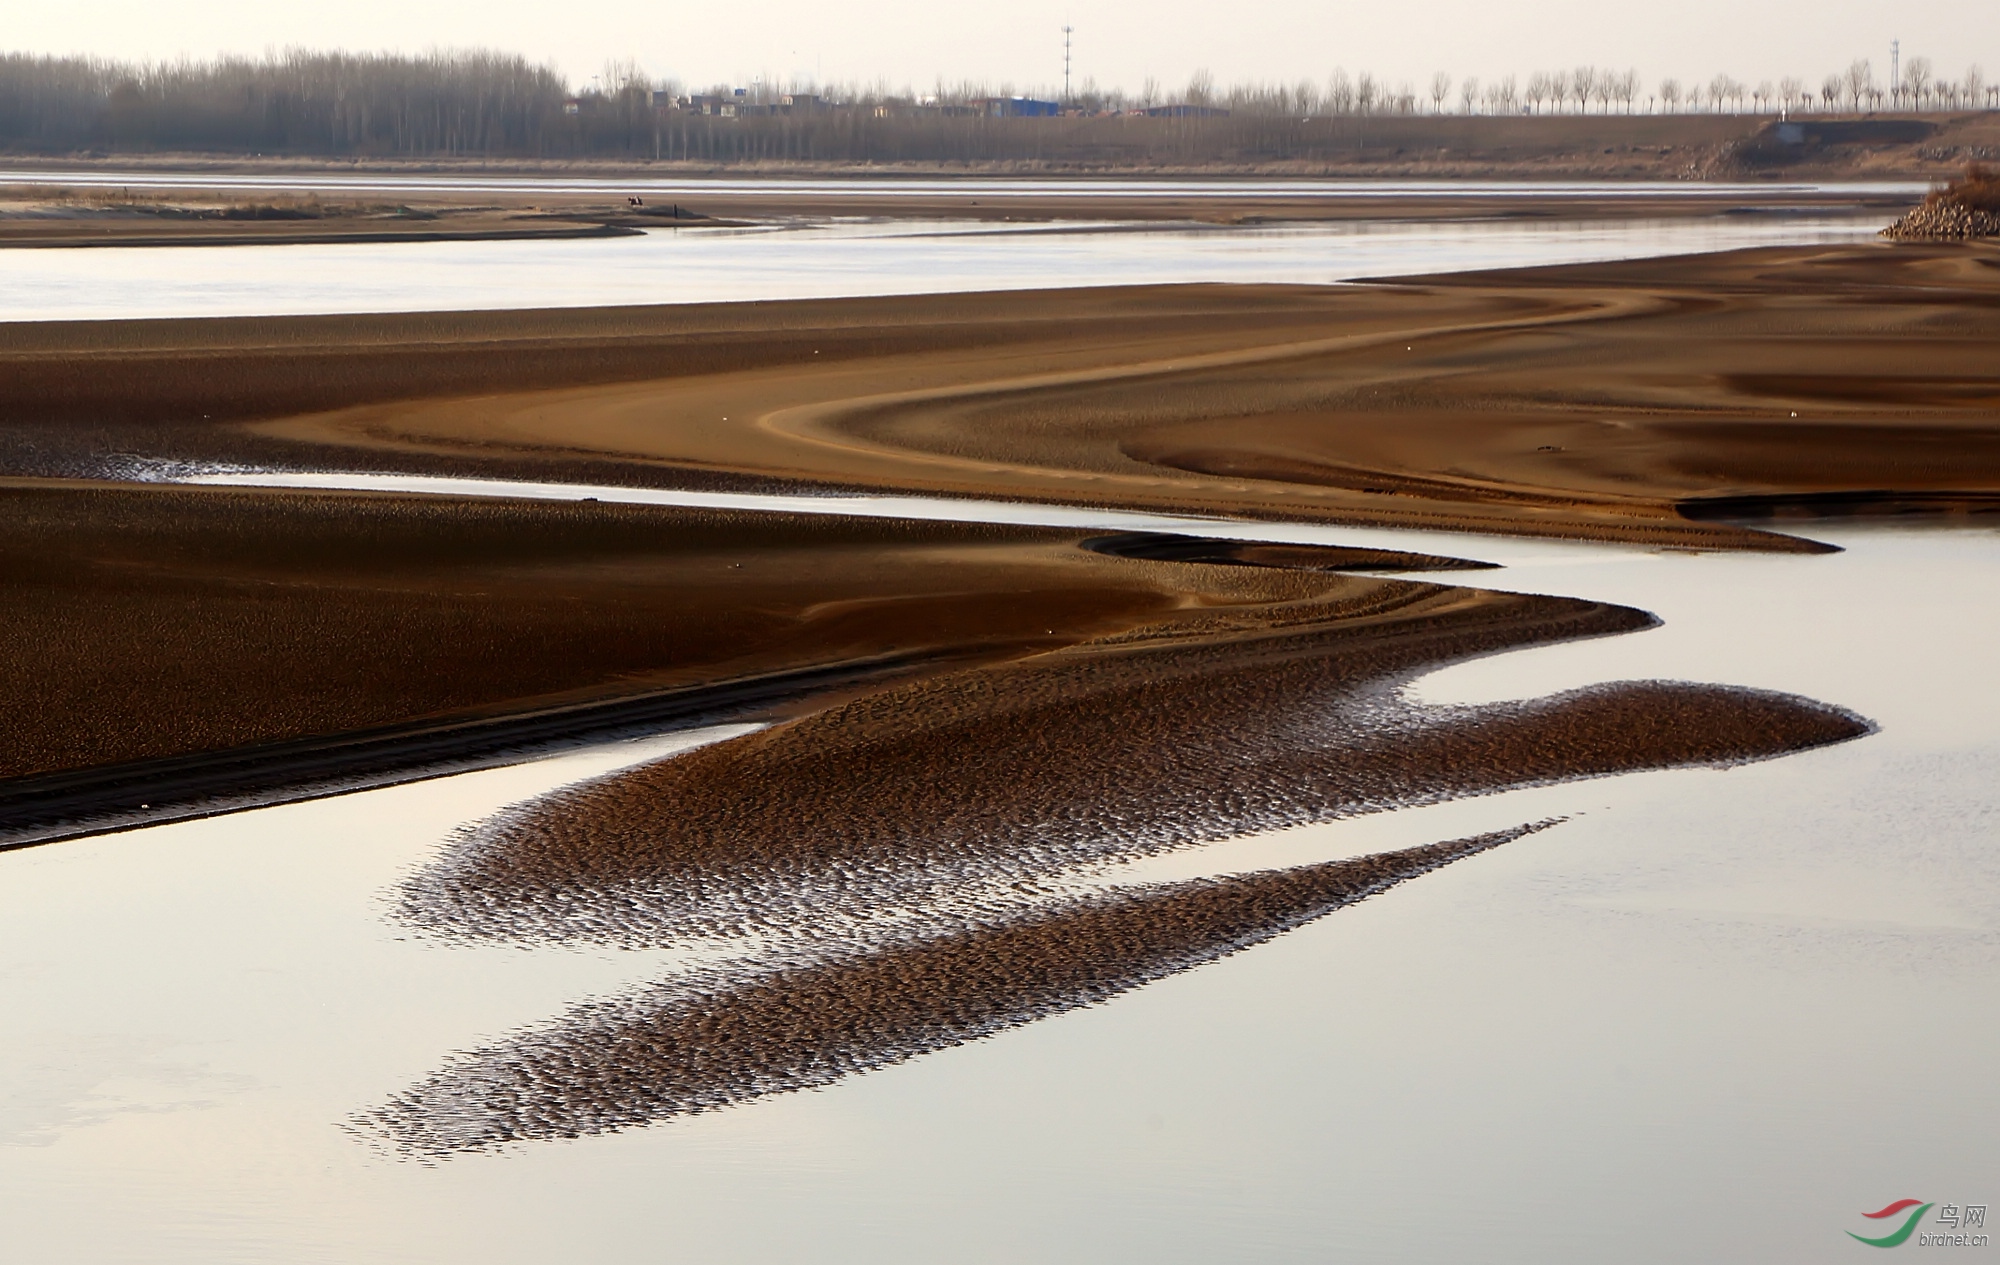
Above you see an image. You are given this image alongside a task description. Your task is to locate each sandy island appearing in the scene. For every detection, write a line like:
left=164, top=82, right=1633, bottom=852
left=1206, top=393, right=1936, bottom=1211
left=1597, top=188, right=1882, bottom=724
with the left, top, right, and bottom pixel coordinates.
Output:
left=7, top=239, right=1997, bottom=545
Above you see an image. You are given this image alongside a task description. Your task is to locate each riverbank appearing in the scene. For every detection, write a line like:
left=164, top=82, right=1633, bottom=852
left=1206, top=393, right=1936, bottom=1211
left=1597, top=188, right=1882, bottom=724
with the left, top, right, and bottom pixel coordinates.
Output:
left=0, top=172, right=1917, bottom=246
left=7, top=109, right=1995, bottom=181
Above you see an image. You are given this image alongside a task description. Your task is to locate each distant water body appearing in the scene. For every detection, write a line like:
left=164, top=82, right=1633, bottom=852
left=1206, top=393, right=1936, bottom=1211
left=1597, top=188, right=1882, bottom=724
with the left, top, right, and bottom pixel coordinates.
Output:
left=0, top=209, right=1889, bottom=323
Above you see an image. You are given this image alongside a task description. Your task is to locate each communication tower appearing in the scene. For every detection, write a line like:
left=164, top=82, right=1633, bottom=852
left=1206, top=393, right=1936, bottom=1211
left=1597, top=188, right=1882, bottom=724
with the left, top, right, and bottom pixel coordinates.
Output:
left=1891, top=39, right=1900, bottom=95
left=1063, top=26, right=1074, bottom=103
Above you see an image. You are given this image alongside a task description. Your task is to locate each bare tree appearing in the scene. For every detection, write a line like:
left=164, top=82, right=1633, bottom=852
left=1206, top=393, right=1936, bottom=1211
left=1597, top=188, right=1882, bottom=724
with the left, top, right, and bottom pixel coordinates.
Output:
left=1966, top=66, right=1987, bottom=112
left=1571, top=66, right=1597, bottom=112
left=1326, top=69, right=1353, bottom=114
left=1549, top=70, right=1571, bottom=113
left=1592, top=71, right=1624, bottom=113
left=1904, top=56, right=1932, bottom=110
left=1458, top=75, right=1479, bottom=114
left=1429, top=71, right=1451, bottom=113
left=1843, top=59, right=1874, bottom=110
left=1660, top=77, right=1682, bottom=113
left=1524, top=72, right=1549, bottom=114
left=1821, top=74, right=1842, bottom=112
left=1355, top=71, right=1378, bottom=115
left=1708, top=74, right=1740, bottom=113
left=1779, top=75, right=1804, bottom=114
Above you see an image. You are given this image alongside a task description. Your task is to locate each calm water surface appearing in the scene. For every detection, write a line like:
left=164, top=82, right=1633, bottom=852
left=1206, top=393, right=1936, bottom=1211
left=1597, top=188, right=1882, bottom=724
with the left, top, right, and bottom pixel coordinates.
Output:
left=1, top=515, right=1994, bottom=1263
left=0, top=212, right=1886, bottom=322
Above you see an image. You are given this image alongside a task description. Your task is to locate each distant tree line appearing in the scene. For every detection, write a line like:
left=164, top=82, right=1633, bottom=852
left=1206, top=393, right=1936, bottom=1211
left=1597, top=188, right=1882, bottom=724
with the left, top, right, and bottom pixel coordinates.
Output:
left=0, top=51, right=580, bottom=155
left=0, top=49, right=1993, bottom=162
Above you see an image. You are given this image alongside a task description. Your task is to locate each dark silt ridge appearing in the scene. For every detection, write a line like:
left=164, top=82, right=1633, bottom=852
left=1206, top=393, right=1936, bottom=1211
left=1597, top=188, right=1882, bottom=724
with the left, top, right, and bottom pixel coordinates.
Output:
left=395, top=582, right=1872, bottom=950
left=356, top=824, right=1549, bottom=1157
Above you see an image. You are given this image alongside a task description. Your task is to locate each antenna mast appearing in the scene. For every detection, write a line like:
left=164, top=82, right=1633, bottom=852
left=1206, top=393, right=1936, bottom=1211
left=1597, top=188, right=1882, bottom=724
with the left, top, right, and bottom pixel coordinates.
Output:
left=1063, top=25, right=1073, bottom=103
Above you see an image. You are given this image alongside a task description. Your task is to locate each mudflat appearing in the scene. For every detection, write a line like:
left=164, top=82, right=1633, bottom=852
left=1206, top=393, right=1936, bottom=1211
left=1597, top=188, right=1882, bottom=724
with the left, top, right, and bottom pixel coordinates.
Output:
left=8, top=240, right=1997, bottom=545
left=0, top=171, right=1917, bottom=249
left=0, top=477, right=1494, bottom=839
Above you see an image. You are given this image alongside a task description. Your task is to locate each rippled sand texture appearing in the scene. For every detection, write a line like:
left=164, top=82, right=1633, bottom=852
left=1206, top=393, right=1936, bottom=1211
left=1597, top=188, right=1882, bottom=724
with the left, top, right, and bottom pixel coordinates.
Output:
left=369, top=568, right=1867, bottom=1157
left=358, top=825, right=1553, bottom=1156
left=17, top=245, right=2000, bottom=549
left=400, top=581, right=1866, bottom=950
left=163, top=241, right=1992, bottom=542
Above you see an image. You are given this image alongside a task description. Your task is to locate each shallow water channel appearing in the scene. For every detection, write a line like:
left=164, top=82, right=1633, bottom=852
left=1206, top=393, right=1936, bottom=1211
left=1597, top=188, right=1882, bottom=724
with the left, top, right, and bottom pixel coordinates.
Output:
left=1, top=489, right=1993, bottom=1262
left=0, top=210, right=1887, bottom=322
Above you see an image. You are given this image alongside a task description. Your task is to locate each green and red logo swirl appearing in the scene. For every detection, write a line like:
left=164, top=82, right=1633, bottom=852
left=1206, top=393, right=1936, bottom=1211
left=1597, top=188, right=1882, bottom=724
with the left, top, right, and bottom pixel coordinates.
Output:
left=1849, top=1200, right=1933, bottom=1248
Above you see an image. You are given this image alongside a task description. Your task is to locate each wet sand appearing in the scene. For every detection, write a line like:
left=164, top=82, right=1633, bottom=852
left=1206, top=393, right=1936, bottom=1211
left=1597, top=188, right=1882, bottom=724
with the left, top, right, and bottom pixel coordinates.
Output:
left=0, top=189, right=689, bottom=248
left=398, top=577, right=1864, bottom=946
left=361, top=825, right=1554, bottom=1154
left=372, top=560, right=1861, bottom=1152
left=0, top=478, right=1495, bottom=842
left=7, top=242, right=1996, bottom=551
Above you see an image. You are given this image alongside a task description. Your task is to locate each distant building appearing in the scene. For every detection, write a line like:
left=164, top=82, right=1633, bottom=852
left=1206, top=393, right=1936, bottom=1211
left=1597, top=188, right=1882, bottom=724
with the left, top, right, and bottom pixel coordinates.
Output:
left=687, top=94, right=740, bottom=117
left=1141, top=104, right=1230, bottom=118
left=979, top=96, right=1060, bottom=118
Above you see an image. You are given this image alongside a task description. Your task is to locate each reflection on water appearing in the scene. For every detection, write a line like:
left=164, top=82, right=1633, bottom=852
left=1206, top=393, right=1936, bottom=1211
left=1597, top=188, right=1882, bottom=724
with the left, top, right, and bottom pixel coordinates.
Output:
left=0, top=520, right=1993, bottom=1262
left=163, top=465, right=1643, bottom=569
left=0, top=213, right=1887, bottom=323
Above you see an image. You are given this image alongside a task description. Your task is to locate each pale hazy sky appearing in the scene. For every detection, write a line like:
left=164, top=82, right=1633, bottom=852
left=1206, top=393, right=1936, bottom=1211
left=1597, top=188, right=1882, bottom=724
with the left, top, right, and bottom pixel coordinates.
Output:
left=8, top=0, right=1994, bottom=96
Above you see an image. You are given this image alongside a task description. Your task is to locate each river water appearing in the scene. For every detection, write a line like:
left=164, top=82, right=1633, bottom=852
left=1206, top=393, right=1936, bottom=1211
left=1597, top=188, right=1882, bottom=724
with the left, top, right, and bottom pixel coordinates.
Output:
left=0, top=211, right=1887, bottom=322
left=1, top=498, right=1993, bottom=1263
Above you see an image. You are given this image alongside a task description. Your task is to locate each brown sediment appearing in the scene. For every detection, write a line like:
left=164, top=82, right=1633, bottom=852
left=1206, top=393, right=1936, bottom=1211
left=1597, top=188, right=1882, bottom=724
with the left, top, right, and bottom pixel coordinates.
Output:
left=0, top=189, right=656, bottom=247
left=0, top=479, right=1229, bottom=786
left=1079, top=533, right=1496, bottom=571
left=4, top=477, right=1520, bottom=842
left=364, top=489, right=1865, bottom=1157
left=397, top=580, right=1867, bottom=949
left=9, top=243, right=1999, bottom=549
left=356, top=825, right=1550, bottom=1157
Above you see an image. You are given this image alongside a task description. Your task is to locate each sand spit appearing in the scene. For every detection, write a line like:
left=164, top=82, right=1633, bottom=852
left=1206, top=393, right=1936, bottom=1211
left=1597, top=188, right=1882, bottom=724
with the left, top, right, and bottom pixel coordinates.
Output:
left=358, top=825, right=1551, bottom=1156
left=8, top=243, right=1996, bottom=547
left=0, top=188, right=662, bottom=248
left=4, top=479, right=1538, bottom=841
left=0, top=482, right=1197, bottom=785
left=398, top=583, right=1867, bottom=950
left=1079, top=532, right=1496, bottom=572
